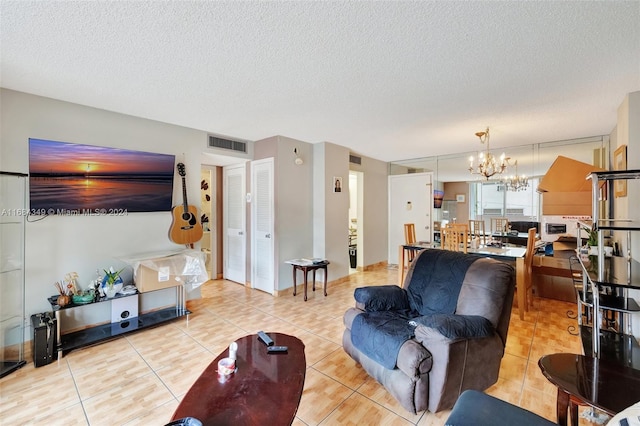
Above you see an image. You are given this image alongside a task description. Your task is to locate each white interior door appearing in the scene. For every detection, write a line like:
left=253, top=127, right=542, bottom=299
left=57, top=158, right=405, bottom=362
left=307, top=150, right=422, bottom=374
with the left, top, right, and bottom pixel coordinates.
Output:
left=388, top=173, right=433, bottom=263
left=223, top=163, right=246, bottom=284
left=251, top=158, right=274, bottom=294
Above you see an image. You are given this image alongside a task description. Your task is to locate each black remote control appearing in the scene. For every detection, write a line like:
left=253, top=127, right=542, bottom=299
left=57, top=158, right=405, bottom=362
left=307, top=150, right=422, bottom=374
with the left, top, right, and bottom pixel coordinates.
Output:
left=267, top=346, right=288, bottom=353
left=257, top=331, right=274, bottom=346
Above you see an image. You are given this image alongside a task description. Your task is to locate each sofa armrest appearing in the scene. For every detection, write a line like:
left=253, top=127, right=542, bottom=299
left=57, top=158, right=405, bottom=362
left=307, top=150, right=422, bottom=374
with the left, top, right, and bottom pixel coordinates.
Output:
left=354, top=285, right=410, bottom=312
left=411, top=314, right=494, bottom=340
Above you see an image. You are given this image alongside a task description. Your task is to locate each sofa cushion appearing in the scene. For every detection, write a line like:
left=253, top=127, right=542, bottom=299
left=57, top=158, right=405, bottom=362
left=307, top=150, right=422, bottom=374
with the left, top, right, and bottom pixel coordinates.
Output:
left=354, top=285, right=410, bottom=312
left=412, top=314, right=494, bottom=339
left=351, top=310, right=416, bottom=369
left=456, top=258, right=514, bottom=327
left=406, top=250, right=479, bottom=316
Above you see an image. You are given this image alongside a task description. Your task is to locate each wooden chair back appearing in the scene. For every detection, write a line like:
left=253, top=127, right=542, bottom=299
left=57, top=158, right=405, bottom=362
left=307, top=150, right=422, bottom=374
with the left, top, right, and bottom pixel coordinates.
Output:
left=442, top=224, right=468, bottom=253
left=404, top=223, right=416, bottom=245
left=521, top=227, right=537, bottom=313
left=491, top=217, right=510, bottom=234
left=468, top=220, right=486, bottom=245
left=404, top=223, right=417, bottom=261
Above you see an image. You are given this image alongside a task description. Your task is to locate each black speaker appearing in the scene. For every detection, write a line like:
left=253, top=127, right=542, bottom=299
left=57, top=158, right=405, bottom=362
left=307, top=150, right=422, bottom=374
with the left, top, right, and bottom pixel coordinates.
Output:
left=30, top=312, right=57, bottom=367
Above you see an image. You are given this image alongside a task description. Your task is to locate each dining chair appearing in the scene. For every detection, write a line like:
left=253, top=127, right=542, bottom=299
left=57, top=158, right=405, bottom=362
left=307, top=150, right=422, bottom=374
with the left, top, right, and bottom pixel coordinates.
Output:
left=442, top=224, right=468, bottom=253
left=519, top=227, right=537, bottom=318
left=468, top=219, right=486, bottom=245
left=404, top=223, right=417, bottom=261
left=491, top=217, right=510, bottom=234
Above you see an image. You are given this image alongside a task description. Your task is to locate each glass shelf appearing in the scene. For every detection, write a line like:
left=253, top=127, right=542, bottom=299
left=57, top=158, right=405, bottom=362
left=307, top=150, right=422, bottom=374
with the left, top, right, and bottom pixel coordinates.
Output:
left=58, top=307, right=189, bottom=355
left=581, top=256, right=640, bottom=290
left=580, top=326, right=640, bottom=369
left=0, top=171, right=27, bottom=378
left=582, top=169, right=640, bottom=364
left=51, top=284, right=189, bottom=357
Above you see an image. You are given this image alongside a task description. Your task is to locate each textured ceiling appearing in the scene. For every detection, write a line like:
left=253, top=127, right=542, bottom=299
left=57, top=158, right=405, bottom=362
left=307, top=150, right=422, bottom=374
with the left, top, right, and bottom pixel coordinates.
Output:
left=1, top=1, right=639, bottom=163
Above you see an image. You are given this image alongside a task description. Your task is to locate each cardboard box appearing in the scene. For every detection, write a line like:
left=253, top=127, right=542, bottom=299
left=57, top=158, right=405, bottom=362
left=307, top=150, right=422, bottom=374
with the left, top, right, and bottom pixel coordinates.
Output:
left=538, top=156, right=604, bottom=193
left=542, top=192, right=593, bottom=216
left=538, top=156, right=605, bottom=216
left=553, top=237, right=578, bottom=252
left=134, top=262, right=185, bottom=293
left=130, top=250, right=208, bottom=293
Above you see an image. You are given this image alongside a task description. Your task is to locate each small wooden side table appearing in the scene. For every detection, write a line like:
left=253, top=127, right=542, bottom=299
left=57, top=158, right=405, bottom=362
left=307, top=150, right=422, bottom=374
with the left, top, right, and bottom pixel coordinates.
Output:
left=285, top=259, right=330, bottom=301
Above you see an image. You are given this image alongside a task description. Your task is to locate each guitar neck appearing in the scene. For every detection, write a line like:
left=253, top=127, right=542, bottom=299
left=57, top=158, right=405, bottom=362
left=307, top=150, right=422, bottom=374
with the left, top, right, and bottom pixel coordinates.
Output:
left=182, top=176, right=189, bottom=211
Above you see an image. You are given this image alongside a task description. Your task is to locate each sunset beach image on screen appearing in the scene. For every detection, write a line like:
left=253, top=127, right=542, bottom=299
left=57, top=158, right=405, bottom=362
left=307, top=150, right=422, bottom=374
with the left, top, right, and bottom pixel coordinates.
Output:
left=28, top=138, right=175, bottom=213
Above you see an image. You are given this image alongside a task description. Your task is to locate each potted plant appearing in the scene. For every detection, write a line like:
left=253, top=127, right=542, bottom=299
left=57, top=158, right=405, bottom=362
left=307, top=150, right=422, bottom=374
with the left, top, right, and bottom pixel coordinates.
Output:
left=582, top=226, right=599, bottom=255
left=103, top=267, right=124, bottom=298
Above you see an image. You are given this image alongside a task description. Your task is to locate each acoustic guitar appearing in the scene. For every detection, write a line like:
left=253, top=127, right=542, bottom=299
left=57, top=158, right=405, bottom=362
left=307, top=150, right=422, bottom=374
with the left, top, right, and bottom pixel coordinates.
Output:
left=169, top=162, right=203, bottom=247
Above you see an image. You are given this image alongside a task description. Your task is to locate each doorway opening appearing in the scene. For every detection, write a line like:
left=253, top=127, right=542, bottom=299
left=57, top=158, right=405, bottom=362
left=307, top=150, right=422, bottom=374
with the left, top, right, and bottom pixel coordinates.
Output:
left=349, top=171, right=363, bottom=274
left=200, top=152, right=248, bottom=283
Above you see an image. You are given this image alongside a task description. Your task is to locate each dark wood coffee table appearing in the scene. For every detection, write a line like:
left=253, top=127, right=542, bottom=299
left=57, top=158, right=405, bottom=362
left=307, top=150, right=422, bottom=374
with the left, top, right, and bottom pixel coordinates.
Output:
left=171, top=333, right=306, bottom=426
left=539, top=353, right=640, bottom=426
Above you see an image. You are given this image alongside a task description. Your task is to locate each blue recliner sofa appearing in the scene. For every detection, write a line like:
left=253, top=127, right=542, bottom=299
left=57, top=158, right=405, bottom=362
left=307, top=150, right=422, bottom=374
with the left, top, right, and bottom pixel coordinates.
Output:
left=343, top=249, right=516, bottom=413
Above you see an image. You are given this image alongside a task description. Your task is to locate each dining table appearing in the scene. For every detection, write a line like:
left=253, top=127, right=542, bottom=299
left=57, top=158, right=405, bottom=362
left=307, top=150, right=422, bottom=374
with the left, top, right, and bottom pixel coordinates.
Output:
left=398, top=243, right=528, bottom=319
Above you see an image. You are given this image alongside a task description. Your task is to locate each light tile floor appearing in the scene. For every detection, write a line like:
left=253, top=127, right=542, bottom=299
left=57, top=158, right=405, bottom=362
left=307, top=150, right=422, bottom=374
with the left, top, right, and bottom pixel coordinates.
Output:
left=1, top=265, right=605, bottom=425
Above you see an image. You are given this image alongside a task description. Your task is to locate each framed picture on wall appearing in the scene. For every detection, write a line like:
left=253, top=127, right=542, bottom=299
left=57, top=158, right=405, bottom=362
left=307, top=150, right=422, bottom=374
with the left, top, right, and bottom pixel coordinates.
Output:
left=333, top=176, right=343, bottom=193
left=613, top=145, right=627, bottom=197
left=456, top=194, right=465, bottom=203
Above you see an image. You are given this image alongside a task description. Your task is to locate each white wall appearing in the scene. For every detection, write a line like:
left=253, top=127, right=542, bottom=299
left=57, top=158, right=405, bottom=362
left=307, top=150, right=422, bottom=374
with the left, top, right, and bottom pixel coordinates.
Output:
left=1, top=88, right=393, bottom=335
left=313, top=142, right=350, bottom=279
left=254, top=135, right=315, bottom=291
left=612, top=91, right=640, bottom=339
left=1, top=89, right=391, bottom=322
left=0, top=89, right=212, bottom=331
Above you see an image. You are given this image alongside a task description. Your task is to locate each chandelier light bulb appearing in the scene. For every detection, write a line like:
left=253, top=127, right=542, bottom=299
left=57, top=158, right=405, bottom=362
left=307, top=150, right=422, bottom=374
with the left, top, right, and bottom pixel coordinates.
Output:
left=503, top=160, right=529, bottom=191
left=468, top=127, right=509, bottom=180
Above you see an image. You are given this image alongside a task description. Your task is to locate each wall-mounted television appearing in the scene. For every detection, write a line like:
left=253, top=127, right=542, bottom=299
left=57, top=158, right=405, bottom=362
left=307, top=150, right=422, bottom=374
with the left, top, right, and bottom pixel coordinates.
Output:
left=29, top=138, right=175, bottom=214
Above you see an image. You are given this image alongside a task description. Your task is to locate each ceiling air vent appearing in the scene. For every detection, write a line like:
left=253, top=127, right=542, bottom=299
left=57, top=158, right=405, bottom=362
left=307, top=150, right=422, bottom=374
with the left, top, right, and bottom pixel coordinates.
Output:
left=349, top=154, right=362, bottom=165
left=208, top=135, right=247, bottom=153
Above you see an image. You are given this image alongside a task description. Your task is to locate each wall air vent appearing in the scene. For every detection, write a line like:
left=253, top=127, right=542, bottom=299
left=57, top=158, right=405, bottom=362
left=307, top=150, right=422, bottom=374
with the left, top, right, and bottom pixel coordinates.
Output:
left=208, top=135, right=247, bottom=153
left=483, top=208, right=503, bottom=216
left=506, top=208, right=525, bottom=215
left=349, top=154, right=362, bottom=165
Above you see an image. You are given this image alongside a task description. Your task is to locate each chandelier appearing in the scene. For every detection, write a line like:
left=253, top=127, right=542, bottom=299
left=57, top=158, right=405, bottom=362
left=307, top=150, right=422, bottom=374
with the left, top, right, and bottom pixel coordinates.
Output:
left=503, top=160, right=529, bottom=191
left=468, top=127, right=508, bottom=179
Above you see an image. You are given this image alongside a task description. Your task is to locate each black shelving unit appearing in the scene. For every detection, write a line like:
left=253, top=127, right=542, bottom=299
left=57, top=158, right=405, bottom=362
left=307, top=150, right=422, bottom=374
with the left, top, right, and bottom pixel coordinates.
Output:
left=580, top=326, right=640, bottom=369
left=58, top=306, right=188, bottom=355
left=50, top=285, right=189, bottom=357
left=579, top=169, right=640, bottom=365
